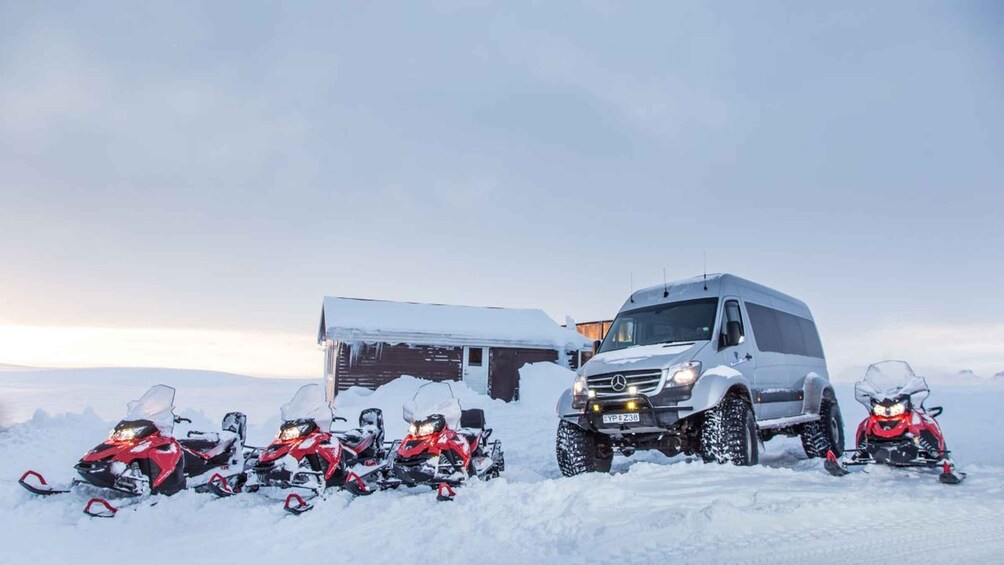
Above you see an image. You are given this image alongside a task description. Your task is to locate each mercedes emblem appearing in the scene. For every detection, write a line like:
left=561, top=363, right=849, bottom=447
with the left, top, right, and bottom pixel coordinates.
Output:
left=610, top=374, right=627, bottom=392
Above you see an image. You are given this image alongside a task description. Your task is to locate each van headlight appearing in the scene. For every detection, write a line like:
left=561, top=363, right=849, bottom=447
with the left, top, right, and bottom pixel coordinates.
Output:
left=571, top=374, right=589, bottom=409
left=663, top=362, right=702, bottom=388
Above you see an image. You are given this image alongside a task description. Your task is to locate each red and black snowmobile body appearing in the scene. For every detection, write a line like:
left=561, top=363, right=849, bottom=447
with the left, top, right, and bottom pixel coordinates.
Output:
left=222, top=384, right=387, bottom=514
left=249, top=409, right=385, bottom=493
left=19, top=385, right=254, bottom=517
left=824, top=361, right=964, bottom=484
left=383, top=383, right=503, bottom=499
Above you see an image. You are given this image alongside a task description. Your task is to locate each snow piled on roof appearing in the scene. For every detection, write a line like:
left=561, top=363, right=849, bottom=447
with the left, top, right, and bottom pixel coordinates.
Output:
left=319, top=297, right=590, bottom=350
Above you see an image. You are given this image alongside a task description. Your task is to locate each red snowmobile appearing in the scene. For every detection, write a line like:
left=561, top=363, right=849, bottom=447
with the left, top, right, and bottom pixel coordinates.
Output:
left=19, top=385, right=254, bottom=517
left=214, top=384, right=387, bottom=514
left=824, top=361, right=964, bottom=484
left=382, top=382, right=504, bottom=501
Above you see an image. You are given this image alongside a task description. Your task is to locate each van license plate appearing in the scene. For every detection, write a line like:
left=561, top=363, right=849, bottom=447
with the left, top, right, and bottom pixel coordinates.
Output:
left=602, top=413, right=640, bottom=424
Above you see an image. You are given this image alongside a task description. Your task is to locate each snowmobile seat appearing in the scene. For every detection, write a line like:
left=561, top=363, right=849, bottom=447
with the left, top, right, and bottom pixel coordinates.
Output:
left=359, top=408, right=384, bottom=431
left=458, top=429, right=481, bottom=447
left=337, top=428, right=379, bottom=456
left=222, top=412, right=247, bottom=444
left=460, top=409, right=485, bottom=430
left=180, top=432, right=236, bottom=458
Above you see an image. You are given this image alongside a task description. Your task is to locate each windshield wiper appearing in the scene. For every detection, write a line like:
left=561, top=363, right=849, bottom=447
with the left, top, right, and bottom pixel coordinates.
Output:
left=659, top=340, right=695, bottom=346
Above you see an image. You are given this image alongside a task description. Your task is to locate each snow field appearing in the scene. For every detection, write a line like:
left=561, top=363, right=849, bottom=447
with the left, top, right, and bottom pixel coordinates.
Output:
left=1, top=364, right=1003, bottom=564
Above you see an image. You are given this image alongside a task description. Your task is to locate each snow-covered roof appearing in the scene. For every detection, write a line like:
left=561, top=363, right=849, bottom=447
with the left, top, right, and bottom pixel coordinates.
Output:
left=318, top=297, right=591, bottom=350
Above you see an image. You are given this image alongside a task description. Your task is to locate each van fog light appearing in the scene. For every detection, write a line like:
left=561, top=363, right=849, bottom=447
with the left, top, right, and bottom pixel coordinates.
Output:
left=626, top=400, right=637, bottom=411
left=591, top=404, right=601, bottom=413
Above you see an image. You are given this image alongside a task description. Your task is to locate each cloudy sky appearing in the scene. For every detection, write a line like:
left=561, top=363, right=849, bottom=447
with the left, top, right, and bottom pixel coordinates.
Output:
left=1, top=1, right=1001, bottom=378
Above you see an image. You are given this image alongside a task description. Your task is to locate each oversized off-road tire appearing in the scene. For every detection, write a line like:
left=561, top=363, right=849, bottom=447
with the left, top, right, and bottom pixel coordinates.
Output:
left=699, top=394, right=759, bottom=466
left=556, top=420, right=612, bottom=476
left=799, top=397, right=844, bottom=458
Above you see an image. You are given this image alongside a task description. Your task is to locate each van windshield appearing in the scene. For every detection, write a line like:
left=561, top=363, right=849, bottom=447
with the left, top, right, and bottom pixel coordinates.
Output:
left=598, top=298, right=718, bottom=353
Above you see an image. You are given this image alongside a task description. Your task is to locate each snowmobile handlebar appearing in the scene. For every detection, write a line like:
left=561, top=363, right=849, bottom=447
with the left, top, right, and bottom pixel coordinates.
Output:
left=174, top=416, right=192, bottom=424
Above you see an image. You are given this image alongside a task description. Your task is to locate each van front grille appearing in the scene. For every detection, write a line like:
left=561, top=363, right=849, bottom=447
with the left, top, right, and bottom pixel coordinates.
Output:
left=587, top=370, right=663, bottom=398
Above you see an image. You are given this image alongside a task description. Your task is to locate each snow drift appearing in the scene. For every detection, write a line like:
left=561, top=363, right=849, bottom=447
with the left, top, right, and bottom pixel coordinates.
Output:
left=1, top=364, right=1004, bottom=564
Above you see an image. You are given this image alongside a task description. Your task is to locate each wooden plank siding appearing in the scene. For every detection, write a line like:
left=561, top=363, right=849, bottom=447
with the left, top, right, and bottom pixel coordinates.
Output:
left=334, top=342, right=462, bottom=393
left=488, top=347, right=559, bottom=402
left=575, top=320, right=613, bottom=341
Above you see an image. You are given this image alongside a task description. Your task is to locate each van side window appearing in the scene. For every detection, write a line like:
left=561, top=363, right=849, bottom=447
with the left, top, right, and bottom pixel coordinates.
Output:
left=719, top=300, right=745, bottom=348
left=745, top=302, right=824, bottom=359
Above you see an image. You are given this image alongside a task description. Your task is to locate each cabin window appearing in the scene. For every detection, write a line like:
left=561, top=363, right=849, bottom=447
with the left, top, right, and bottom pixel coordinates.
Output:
left=468, top=347, right=483, bottom=366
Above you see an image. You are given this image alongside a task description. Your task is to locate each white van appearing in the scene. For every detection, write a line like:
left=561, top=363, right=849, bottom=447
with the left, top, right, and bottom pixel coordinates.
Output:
left=556, top=273, right=844, bottom=475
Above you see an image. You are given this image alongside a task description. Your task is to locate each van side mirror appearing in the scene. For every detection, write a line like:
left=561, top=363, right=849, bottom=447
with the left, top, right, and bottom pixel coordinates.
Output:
left=724, top=321, right=743, bottom=347
left=592, top=340, right=602, bottom=355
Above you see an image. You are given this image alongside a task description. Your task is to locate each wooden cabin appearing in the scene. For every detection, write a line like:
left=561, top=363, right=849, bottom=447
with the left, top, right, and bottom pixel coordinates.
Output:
left=318, top=297, right=591, bottom=402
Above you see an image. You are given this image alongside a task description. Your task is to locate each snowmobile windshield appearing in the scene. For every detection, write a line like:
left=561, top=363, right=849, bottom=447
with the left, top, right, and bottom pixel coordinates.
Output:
left=280, top=384, right=333, bottom=432
left=403, top=381, right=462, bottom=431
left=598, top=298, right=718, bottom=353
left=125, top=385, right=177, bottom=436
left=855, top=361, right=930, bottom=409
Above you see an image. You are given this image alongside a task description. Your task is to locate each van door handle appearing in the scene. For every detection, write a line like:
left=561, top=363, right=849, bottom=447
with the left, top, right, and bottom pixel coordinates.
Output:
left=744, top=353, right=753, bottom=361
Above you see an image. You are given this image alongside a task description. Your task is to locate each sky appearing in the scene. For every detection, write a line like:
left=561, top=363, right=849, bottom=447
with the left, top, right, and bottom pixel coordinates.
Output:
left=0, top=1, right=1001, bottom=378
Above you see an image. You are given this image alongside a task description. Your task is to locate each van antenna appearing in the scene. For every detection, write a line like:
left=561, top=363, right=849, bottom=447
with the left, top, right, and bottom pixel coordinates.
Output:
left=703, top=252, right=708, bottom=291
left=629, top=273, right=635, bottom=303
left=663, top=268, right=669, bottom=298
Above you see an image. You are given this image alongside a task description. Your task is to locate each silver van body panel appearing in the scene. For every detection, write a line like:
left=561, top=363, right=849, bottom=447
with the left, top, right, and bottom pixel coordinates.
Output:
left=558, top=273, right=834, bottom=432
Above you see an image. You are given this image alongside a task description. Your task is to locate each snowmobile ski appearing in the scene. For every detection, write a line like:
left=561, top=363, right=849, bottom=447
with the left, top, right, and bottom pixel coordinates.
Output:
left=18, top=470, right=74, bottom=496
left=342, top=471, right=374, bottom=496
left=938, top=461, right=966, bottom=485
left=206, top=473, right=236, bottom=497
left=436, top=482, right=456, bottom=502
left=824, top=450, right=849, bottom=477
left=283, top=493, right=313, bottom=515
left=83, top=497, right=118, bottom=518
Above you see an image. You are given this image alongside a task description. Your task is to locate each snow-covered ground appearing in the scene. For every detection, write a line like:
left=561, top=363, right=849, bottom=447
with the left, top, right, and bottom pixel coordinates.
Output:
left=2, top=364, right=1003, bottom=564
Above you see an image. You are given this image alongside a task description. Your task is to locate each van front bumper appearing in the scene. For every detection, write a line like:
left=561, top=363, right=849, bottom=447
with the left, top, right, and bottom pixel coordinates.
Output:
left=579, top=396, right=693, bottom=434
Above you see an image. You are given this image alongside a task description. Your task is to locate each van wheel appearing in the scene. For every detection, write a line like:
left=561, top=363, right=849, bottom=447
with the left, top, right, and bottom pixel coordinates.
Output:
left=699, top=395, right=759, bottom=466
left=800, top=397, right=844, bottom=458
left=556, top=420, right=613, bottom=476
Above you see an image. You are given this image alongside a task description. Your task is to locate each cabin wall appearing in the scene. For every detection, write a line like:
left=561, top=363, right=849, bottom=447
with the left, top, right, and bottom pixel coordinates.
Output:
left=487, top=347, right=559, bottom=402
left=334, top=342, right=462, bottom=393
left=575, top=320, right=613, bottom=341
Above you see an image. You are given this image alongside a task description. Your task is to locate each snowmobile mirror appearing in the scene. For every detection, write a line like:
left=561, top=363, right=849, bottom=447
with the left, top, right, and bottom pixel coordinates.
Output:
left=724, top=321, right=743, bottom=347
left=592, top=340, right=602, bottom=355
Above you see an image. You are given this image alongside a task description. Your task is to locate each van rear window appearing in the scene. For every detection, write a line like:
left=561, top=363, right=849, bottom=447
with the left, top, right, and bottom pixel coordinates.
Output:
left=745, top=302, right=824, bottom=358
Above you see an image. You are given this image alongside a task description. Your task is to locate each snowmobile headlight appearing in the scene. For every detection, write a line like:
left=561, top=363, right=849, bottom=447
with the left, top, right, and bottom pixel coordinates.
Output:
left=410, top=415, right=446, bottom=437
left=572, top=374, right=589, bottom=409
left=277, top=420, right=315, bottom=442
left=872, top=401, right=907, bottom=417
left=109, top=421, right=156, bottom=442
left=664, top=362, right=702, bottom=388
